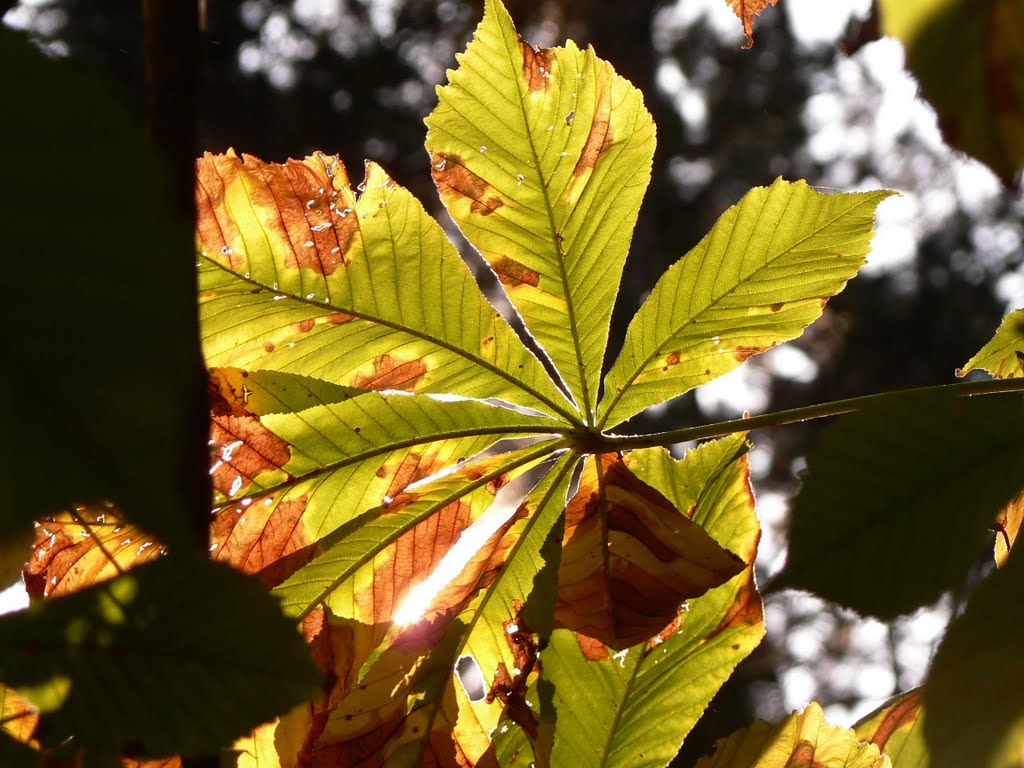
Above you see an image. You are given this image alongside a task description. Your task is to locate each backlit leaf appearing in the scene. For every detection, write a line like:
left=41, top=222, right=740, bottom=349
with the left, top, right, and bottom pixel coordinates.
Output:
left=290, top=454, right=576, bottom=766
left=24, top=507, right=162, bottom=599
left=994, top=492, right=1024, bottom=567
left=778, top=391, right=1024, bottom=618
left=599, top=180, right=893, bottom=428
left=554, top=452, right=744, bottom=648
left=878, top=0, right=1024, bottom=184
left=924, top=542, right=1024, bottom=768
left=1, top=683, right=38, bottom=746
left=425, top=0, right=656, bottom=422
left=197, top=151, right=573, bottom=421
left=958, top=308, right=1024, bottom=379
left=726, top=0, right=780, bottom=47
left=0, top=556, right=320, bottom=758
left=854, top=689, right=929, bottom=768
left=694, top=702, right=890, bottom=767
left=206, top=368, right=561, bottom=589
left=541, top=435, right=762, bottom=767
left=272, top=441, right=562, bottom=622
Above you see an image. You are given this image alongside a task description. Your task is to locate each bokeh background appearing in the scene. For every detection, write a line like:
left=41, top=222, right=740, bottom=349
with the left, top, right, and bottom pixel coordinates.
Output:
left=4, top=0, right=1022, bottom=763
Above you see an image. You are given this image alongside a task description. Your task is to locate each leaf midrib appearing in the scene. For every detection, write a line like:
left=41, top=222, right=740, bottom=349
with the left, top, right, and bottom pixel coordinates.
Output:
left=210, top=421, right=563, bottom=513
left=598, top=192, right=880, bottom=427
left=282, top=439, right=569, bottom=621
left=199, top=255, right=582, bottom=426
left=500, top=33, right=594, bottom=425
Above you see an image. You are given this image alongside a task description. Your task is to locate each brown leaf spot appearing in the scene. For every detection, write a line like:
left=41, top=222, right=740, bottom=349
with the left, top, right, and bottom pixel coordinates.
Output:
left=666, top=351, right=681, bottom=365
left=492, top=256, right=540, bottom=287
left=707, top=572, right=763, bottom=640
left=734, top=345, right=766, bottom=362
left=298, top=318, right=316, bottom=332
left=487, top=473, right=510, bottom=495
left=431, top=153, right=504, bottom=216
left=770, top=302, right=784, bottom=312
left=576, top=633, right=611, bottom=661
left=326, top=311, right=355, bottom=325
left=865, top=690, right=922, bottom=749
left=353, top=354, right=428, bottom=391
left=519, top=41, right=553, bottom=91
left=263, top=341, right=276, bottom=353
left=573, top=86, right=615, bottom=176
left=208, top=399, right=291, bottom=498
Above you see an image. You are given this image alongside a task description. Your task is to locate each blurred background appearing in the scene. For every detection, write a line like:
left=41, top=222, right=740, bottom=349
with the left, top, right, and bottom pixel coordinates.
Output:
left=4, top=0, right=1022, bottom=762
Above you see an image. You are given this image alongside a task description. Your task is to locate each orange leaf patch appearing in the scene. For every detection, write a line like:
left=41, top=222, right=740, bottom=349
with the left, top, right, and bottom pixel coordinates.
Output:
left=555, top=453, right=744, bottom=648
left=727, top=0, right=780, bottom=47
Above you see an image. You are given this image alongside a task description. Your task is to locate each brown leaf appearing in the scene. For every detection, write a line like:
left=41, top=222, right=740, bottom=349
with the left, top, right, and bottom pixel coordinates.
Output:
left=726, top=0, right=780, bottom=47
left=519, top=41, right=554, bottom=92
left=211, top=493, right=317, bottom=588
left=196, top=150, right=359, bottom=277
left=24, top=506, right=163, bottom=599
left=554, top=453, right=745, bottom=648
left=995, top=490, right=1024, bottom=566
left=431, top=154, right=504, bottom=217
left=208, top=368, right=292, bottom=502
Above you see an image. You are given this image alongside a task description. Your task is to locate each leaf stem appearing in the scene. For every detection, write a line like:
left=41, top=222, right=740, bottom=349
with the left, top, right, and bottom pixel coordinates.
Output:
left=598, top=378, right=1024, bottom=451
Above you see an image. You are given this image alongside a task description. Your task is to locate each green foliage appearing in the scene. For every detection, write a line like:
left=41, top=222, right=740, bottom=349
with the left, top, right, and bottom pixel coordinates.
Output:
left=0, top=556, right=320, bottom=758
left=778, top=391, right=1024, bottom=618
left=878, top=0, right=1024, bottom=185
left=924, top=544, right=1024, bottom=768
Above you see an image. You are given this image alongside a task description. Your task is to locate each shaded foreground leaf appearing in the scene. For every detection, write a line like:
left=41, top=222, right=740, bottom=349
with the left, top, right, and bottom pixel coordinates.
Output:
left=958, top=308, right=1024, bottom=379
left=777, top=392, right=1024, bottom=618
left=425, top=0, right=655, bottom=421
left=196, top=150, right=573, bottom=421
left=854, top=689, right=928, bottom=768
left=0, top=556, right=320, bottom=757
left=878, top=0, right=1024, bottom=184
left=694, top=702, right=890, bottom=767
left=599, top=180, right=893, bottom=428
left=542, top=435, right=762, bottom=767
left=0, top=27, right=203, bottom=550
left=554, top=452, right=744, bottom=648
left=924, top=543, right=1024, bottom=768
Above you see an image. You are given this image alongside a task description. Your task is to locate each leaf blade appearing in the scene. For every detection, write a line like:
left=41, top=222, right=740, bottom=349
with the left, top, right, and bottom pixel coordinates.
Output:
left=777, top=392, right=1024, bottom=618
left=197, top=152, right=573, bottom=421
left=958, top=308, right=1024, bottom=379
left=600, top=180, right=893, bottom=428
left=425, top=0, right=656, bottom=420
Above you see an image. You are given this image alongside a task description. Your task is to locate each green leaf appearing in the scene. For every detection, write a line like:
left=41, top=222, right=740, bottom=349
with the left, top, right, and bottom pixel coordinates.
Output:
left=958, top=308, right=1024, bottom=379
left=777, top=391, right=1024, bottom=618
left=854, top=689, right=929, bottom=768
left=0, top=27, right=203, bottom=549
left=540, top=436, right=762, bottom=767
left=295, top=453, right=576, bottom=765
left=272, top=441, right=564, bottom=621
left=694, top=702, right=890, bottom=767
left=196, top=151, right=574, bottom=422
left=599, top=180, right=893, bottom=428
left=878, top=0, right=1024, bottom=184
left=923, top=544, right=1024, bottom=768
left=206, top=366, right=562, bottom=588
left=425, top=0, right=656, bottom=422
left=0, top=555, right=320, bottom=757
